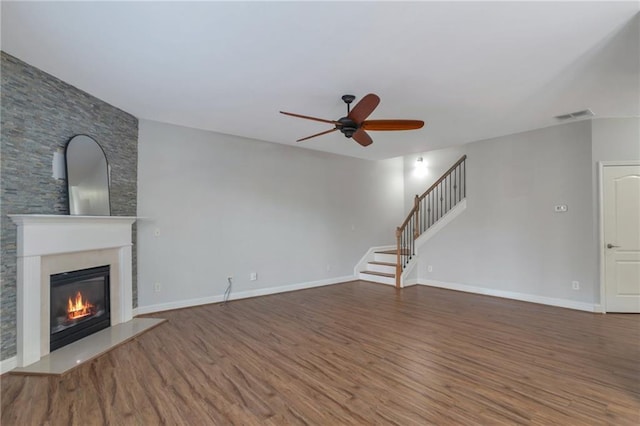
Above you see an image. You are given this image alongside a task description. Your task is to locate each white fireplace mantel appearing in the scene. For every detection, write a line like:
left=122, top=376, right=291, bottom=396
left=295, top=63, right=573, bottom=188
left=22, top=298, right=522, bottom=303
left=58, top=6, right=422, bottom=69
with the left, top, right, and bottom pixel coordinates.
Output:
left=9, top=214, right=137, bottom=257
left=9, top=214, right=137, bottom=367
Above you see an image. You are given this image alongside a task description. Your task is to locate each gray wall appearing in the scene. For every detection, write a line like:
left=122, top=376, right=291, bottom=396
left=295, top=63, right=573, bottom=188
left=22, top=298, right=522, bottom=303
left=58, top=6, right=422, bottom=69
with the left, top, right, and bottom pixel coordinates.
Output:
left=403, top=147, right=466, bottom=214
left=137, top=120, right=404, bottom=309
left=592, top=117, right=640, bottom=162
left=414, top=121, right=598, bottom=303
left=0, top=52, right=138, bottom=361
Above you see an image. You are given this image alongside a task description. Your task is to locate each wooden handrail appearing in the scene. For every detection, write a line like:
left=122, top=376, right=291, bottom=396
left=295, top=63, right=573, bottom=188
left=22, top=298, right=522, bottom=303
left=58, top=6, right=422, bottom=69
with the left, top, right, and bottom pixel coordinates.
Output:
left=395, top=155, right=467, bottom=288
left=398, top=205, right=418, bottom=229
left=398, top=155, right=466, bottom=231
left=417, top=155, right=467, bottom=200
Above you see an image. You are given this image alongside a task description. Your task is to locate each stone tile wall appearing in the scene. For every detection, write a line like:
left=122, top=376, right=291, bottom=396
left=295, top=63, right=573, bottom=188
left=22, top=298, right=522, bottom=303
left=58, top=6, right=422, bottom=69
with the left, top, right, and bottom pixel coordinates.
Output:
left=1, top=52, right=138, bottom=360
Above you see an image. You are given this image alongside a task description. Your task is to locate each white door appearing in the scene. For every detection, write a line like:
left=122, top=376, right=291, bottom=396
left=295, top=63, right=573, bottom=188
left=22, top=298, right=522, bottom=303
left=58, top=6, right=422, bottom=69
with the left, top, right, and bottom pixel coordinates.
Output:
left=603, top=165, right=640, bottom=313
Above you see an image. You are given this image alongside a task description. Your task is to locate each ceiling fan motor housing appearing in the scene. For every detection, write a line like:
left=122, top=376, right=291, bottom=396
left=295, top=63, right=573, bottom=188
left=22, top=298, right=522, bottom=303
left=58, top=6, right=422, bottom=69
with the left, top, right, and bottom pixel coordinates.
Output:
left=337, top=117, right=358, bottom=138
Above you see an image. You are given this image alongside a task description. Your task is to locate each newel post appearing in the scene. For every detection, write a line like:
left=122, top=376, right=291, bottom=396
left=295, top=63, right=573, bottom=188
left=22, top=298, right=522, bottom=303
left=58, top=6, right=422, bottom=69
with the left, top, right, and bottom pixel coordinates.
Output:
left=395, top=227, right=402, bottom=289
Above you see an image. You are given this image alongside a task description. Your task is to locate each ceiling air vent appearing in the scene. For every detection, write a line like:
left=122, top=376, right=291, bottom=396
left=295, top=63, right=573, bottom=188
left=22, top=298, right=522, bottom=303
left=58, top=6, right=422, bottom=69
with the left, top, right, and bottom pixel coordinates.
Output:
left=554, top=109, right=595, bottom=121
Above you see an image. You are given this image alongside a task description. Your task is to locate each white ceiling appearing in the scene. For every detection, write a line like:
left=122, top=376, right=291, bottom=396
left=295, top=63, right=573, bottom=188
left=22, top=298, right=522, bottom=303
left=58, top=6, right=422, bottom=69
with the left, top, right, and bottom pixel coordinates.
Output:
left=2, top=1, right=639, bottom=160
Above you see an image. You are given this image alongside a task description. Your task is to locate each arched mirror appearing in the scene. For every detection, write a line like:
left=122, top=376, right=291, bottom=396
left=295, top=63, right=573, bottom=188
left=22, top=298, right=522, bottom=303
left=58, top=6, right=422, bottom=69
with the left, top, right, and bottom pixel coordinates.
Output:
left=65, top=135, right=111, bottom=215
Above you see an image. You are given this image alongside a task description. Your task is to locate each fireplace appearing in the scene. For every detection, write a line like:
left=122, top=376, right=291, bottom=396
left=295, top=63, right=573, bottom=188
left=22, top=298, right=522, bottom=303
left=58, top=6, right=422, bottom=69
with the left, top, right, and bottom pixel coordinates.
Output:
left=6, top=215, right=168, bottom=375
left=9, top=214, right=137, bottom=368
left=50, top=265, right=111, bottom=351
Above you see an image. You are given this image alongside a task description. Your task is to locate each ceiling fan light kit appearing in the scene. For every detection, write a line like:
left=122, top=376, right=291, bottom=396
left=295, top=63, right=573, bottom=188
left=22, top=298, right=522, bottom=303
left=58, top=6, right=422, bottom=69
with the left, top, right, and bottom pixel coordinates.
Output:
left=280, top=93, right=424, bottom=147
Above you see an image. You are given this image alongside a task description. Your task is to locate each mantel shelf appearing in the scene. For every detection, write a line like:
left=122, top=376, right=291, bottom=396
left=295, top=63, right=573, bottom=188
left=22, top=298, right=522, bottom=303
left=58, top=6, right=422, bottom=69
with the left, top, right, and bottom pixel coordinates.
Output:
left=8, top=214, right=139, bottom=226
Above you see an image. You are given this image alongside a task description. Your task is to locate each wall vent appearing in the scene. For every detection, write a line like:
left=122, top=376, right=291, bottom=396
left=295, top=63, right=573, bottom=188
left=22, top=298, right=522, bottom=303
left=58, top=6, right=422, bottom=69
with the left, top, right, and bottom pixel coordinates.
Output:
left=554, top=109, right=595, bottom=121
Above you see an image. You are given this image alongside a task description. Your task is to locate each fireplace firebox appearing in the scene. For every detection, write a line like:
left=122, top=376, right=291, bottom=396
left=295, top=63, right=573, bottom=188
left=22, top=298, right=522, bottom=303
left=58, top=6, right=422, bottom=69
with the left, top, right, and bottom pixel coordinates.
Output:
left=50, top=265, right=111, bottom=351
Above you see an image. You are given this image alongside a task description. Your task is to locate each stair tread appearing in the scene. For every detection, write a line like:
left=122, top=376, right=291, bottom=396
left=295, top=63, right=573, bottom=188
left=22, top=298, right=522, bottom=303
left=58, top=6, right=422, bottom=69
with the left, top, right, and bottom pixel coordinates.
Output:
left=368, top=261, right=396, bottom=266
left=375, top=249, right=398, bottom=254
left=375, top=249, right=411, bottom=255
left=360, top=270, right=395, bottom=278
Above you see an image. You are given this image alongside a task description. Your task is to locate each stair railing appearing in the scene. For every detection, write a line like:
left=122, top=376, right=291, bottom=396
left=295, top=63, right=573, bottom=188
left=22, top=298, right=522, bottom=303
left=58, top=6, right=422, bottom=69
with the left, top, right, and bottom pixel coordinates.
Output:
left=395, top=155, right=467, bottom=287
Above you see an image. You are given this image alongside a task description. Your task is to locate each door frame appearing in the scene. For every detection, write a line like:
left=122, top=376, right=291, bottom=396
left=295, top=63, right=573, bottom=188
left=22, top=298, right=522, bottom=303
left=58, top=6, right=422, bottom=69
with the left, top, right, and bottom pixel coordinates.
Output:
left=598, top=160, right=640, bottom=313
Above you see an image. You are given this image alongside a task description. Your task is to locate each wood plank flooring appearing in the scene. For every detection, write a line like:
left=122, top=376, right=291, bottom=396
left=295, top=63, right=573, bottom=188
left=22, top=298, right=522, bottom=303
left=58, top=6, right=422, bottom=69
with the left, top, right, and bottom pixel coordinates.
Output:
left=2, top=281, right=639, bottom=425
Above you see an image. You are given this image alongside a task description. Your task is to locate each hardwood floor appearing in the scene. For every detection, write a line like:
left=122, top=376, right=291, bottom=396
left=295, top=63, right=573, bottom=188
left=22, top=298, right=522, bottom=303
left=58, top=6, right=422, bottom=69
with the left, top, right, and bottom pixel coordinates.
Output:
left=2, top=281, right=639, bottom=425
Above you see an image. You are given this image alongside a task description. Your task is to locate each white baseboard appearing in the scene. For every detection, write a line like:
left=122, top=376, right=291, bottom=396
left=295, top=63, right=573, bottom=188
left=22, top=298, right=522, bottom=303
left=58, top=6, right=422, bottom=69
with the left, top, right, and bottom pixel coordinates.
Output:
left=403, top=278, right=419, bottom=287
left=1, top=356, right=17, bottom=375
left=134, top=275, right=355, bottom=316
left=420, top=280, right=599, bottom=312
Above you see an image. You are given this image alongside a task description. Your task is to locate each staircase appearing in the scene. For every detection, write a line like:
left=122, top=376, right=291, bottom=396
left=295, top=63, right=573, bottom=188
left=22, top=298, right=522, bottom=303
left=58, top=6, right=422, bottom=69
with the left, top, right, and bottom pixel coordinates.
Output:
left=357, top=155, right=467, bottom=288
left=359, top=250, right=398, bottom=285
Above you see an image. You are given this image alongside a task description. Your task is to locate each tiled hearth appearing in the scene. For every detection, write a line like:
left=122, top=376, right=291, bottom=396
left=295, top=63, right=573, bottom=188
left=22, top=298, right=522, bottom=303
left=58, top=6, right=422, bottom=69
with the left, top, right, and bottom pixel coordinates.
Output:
left=8, top=215, right=163, bottom=375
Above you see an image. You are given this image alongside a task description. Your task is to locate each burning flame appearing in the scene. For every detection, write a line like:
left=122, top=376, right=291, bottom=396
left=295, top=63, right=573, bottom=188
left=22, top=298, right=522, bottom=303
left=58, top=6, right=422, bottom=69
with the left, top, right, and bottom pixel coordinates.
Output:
left=67, top=291, right=95, bottom=320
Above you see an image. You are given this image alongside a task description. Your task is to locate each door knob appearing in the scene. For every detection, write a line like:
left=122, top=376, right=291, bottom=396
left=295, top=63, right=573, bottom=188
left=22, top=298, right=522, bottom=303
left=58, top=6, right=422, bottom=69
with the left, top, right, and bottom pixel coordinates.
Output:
left=607, top=243, right=620, bottom=249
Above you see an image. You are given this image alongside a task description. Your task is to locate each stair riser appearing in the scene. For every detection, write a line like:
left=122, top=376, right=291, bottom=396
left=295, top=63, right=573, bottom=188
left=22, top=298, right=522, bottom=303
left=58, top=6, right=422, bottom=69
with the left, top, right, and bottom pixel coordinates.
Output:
left=359, top=273, right=396, bottom=286
left=374, top=253, right=397, bottom=263
left=368, top=263, right=396, bottom=274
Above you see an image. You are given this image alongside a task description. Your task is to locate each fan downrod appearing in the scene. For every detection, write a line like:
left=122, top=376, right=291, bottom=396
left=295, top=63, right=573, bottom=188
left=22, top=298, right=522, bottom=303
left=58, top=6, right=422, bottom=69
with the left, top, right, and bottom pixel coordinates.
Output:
left=342, top=94, right=356, bottom=115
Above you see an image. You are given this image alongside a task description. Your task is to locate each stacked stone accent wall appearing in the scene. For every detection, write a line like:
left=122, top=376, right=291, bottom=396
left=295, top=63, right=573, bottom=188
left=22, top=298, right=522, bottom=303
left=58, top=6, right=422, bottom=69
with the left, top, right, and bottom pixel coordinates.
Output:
left=0, top=52, right=138, bottom=360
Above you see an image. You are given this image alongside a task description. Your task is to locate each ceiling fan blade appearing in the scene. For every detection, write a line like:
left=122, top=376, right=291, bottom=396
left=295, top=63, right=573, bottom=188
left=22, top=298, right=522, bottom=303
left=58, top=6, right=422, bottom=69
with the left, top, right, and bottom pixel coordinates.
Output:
left=361, top=120, right=425, bottom=131
left=348, top=93, right=380, bottom=124
left=280, top=111, right=340, bottom=125
left=352, top=128, right=373, bottom=147
left=296, top=128, right=338, bottom=142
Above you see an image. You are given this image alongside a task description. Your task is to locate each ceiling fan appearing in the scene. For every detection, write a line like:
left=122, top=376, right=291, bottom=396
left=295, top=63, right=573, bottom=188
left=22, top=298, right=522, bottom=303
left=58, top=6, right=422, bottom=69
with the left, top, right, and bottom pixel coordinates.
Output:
left=280, top=93, right=424, bottom=147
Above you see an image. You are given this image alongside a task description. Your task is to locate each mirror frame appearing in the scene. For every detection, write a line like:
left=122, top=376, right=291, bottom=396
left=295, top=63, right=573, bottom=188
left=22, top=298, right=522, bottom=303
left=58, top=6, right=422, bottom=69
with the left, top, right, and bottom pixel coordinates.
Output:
left=65, top=134, right=112, bottom=216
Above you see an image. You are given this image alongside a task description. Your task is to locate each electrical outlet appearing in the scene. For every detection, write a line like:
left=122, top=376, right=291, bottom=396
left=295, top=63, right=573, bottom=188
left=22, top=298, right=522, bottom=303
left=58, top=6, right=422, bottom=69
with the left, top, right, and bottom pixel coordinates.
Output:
left=154, top=282, right=161, bottom=292
left=250, top=272, right=257, bottom=281
left=154, top=228, right=161, bottom=237
left=554, top=205, right=568, bottom=213
left=572, top=281, right=580, bottom=290
left=427, top=265, right=433, bottom=273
